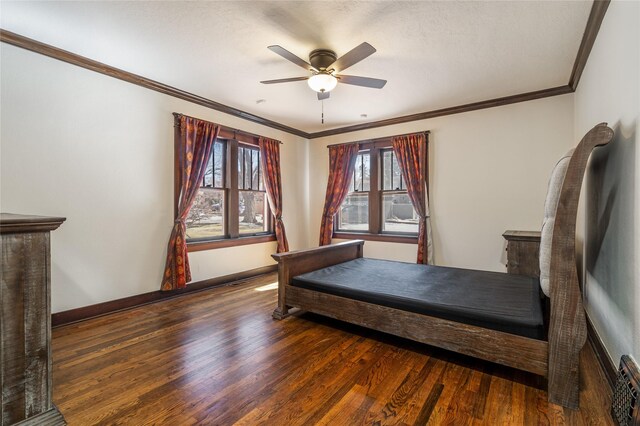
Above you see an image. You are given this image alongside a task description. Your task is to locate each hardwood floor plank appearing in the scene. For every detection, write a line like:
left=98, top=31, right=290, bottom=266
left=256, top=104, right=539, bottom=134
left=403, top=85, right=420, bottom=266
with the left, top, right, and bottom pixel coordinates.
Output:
left=394, top=357, right=446, bottom=425
left=366, top=354, right=437, bottom=425
left=427, top=361, right=468, bottom=424
left=413, top=383, right=444, bottom=425
left=313, top=347, right=406, bottom=425
left=324, top=349, right=418, bottom=425
left=472, top=368, right=493, bottom=421
left=50, top=272, right=615, bottom=425
left=301, top=346, right=392, bottom=425
left=234, top=334, right=367, bottom=425
left=92, top=317, right=322, bottom=424
left=56, top=302, right=294, bottom=406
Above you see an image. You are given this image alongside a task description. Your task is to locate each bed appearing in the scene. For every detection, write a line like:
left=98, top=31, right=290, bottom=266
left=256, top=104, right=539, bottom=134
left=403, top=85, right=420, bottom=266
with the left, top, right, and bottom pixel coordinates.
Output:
left=271, top=123, right=614, bottom=409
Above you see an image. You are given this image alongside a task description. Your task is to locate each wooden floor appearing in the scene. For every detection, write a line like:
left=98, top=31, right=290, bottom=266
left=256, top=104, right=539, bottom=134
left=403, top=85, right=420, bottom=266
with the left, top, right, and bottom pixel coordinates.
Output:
left=53, top=273, right=614, bottom=425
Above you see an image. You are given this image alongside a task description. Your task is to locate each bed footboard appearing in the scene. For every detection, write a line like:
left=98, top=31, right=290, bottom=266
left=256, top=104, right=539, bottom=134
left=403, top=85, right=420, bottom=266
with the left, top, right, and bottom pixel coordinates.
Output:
left=271, top=240, right=364, bottom=319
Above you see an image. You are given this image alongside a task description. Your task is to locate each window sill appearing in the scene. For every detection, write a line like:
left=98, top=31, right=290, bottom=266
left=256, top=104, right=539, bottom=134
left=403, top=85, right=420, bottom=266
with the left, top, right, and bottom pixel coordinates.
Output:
left=332, top=232, right=418, bottom=244
left=187, top=234, right=276, bottom=252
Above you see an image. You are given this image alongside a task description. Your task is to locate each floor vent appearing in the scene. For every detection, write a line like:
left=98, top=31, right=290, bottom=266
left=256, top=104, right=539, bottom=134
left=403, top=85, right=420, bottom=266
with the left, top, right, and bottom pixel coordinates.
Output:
left=612, top=355, right=640, bottom=426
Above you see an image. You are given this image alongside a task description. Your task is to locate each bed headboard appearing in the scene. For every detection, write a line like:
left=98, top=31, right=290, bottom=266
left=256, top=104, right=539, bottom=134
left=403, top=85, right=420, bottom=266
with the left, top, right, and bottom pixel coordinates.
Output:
left=547, top=122, right=614, bottom=407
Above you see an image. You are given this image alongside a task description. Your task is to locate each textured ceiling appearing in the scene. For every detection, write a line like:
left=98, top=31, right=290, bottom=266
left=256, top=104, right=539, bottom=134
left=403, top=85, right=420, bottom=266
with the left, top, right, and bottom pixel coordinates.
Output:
left=1, top=1, right=592, bottom=133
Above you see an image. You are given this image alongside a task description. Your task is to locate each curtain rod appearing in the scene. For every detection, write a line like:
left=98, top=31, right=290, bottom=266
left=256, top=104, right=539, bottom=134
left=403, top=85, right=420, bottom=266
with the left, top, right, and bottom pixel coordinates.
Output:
left=173, top=112, right=283, bottom=144
left=324, top=130, right=430, bottom=148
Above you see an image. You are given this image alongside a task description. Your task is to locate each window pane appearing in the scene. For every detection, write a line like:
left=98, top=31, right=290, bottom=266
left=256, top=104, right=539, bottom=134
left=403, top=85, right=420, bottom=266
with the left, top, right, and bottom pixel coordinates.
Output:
left=238, top=147, right=244, bottom=189
left=383, top=193, right=419, bottom=233
left=351, top=152, right=370, bottom=192
left=252, top=150, right=260, bottom=190
left=354, top=154, right=363, bottom=191
left=203, top=154, right=213, bottom=187
left=391, top=152, right=402, bottom=190
left=185, top=188, right=224, bottom=239
left=383, top=151, right=392, bottom=190
left=362, top=153, right=370, bottom=192
left=337, top=193, right=369, bottom=231
left=239, top=191, right=268, bottom=234
left=259, top=163, right=265, bottom=191
left=213, top=141, right=224, bottom=188
left=244, top=149, right=252, bottom=190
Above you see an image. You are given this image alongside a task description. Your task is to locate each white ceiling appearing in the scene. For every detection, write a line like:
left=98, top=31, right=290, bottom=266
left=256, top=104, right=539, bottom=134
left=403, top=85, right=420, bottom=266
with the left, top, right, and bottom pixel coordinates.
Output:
left=1, top=1, right=592, bottom=134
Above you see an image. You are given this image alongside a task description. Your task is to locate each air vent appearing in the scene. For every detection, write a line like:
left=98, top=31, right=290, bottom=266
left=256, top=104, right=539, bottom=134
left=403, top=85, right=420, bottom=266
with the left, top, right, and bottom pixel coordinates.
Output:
left=612, top=355, right=640, bottom=426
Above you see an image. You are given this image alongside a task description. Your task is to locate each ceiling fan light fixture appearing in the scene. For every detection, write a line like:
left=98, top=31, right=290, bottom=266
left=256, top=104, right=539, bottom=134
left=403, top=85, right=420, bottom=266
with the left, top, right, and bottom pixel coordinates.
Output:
left=307, top=73, right=338, bottom=93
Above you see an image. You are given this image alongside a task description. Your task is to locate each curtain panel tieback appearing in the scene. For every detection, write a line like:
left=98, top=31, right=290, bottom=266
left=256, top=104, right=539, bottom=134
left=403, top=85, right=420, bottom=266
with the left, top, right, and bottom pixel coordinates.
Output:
left=258, top=136, right=289, bottom=253
left=392, top=132, right=432, bottom=264
left=161, top=115, right=220, bottom=291
left=319, top=143, right=360, bottom=246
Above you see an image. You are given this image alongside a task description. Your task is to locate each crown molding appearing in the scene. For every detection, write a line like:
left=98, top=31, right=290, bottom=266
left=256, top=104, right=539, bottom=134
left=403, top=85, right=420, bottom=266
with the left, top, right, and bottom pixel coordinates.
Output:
left=568, top=0, right=610, bottom=91
left=0, top=29, right=311, bottom=139
left=307, top=85, right=573, bottom=139
left=0, top=0, right=609, bottom=139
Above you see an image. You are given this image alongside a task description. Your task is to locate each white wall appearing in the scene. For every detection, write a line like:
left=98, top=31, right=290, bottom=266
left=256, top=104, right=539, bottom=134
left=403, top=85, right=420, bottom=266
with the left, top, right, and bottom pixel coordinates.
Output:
left=574, top=0, right=640, bottom=364
left=0, top=31, right=584, bottom=320
left=310, top=95, right=576, bottom=270
left=0, top=44, right=309, bottom=312
left=1, top=2, right=636, bottom=374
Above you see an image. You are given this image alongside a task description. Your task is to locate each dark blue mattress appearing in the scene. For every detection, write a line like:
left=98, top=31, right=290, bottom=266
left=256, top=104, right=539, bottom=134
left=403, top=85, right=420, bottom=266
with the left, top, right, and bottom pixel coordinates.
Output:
left=292, top=258, right=545, bottom=340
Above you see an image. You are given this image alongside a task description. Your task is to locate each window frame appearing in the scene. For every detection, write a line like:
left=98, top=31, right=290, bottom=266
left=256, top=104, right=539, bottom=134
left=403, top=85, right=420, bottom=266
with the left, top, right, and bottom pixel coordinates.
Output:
left=174, top=121, right=275, bottom=252
left=333, top=135, right=429, bottom=244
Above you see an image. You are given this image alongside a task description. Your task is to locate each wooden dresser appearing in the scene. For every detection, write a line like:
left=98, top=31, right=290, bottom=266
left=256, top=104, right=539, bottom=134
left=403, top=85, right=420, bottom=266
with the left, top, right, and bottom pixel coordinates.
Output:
left=1, top=213, right=66, bottom=425
left=502, top=230, right=541, bottom=277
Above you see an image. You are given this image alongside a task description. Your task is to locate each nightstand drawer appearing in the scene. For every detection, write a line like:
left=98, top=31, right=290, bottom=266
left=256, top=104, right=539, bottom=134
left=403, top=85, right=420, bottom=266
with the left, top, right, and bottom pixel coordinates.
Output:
left=503, top=230, right=541, bottom=277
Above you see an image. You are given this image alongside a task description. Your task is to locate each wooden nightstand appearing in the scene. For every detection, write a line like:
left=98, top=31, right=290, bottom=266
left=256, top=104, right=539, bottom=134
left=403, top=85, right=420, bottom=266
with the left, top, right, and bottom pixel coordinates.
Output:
left=502, top=230, right=541, bottom=277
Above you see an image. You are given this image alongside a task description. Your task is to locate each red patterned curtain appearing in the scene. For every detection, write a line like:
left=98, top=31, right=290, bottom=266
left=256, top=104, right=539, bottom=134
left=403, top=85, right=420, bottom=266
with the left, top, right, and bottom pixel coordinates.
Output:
left=392, top=133, right=431, bottom=264
left=259, top=137, right=289, bottom=253
left=319, top=143, right=359, bottom=245
left=161, top=115, right=220, bottom=291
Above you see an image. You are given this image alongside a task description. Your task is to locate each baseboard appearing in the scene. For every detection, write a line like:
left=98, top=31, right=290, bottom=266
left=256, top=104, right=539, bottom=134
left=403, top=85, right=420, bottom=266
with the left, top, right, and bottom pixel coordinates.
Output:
left=52, top=264, right=277, bottom=327
left=586, top=313, right=617, bottom=390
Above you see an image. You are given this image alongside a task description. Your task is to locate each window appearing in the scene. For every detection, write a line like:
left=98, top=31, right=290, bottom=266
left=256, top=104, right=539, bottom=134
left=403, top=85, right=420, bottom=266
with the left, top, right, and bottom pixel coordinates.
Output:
left=238, top=145, right=268, bottom=235
left=337, top=152, right=370, bottom=231
left=381, top=149, right=419, bottom=234
left=186, top=140, right=226, bottom=240
left=184, top=138, right=274, bottom=250
left=334, top=137, right=426, bottom=242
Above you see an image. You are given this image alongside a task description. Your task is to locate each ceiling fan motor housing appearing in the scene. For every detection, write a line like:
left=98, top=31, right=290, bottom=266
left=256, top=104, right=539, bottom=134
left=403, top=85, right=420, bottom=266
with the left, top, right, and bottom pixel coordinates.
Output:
left=309, top=49, right=337, bottom=71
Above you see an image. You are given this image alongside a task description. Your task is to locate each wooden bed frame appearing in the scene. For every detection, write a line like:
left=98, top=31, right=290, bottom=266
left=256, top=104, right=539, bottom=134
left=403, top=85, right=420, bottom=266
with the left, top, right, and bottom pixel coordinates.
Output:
left=271, top=123, right=614, bottom=409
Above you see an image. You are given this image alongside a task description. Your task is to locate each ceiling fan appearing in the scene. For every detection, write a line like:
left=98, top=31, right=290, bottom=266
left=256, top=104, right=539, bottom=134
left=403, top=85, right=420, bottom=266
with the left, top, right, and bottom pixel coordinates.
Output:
left=260, top=42, right=387, bottom=100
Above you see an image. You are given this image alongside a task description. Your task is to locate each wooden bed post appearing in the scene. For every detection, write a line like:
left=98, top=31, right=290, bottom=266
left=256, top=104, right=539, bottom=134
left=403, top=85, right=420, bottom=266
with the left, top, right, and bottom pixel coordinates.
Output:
left=547, top=123, right=614, bottom=409
left=272, top=261, right=291, bottom=320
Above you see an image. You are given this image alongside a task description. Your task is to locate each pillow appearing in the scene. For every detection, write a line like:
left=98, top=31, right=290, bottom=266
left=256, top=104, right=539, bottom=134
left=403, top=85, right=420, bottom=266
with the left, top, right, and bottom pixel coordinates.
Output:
left=539, top=149, right=574, bottom=297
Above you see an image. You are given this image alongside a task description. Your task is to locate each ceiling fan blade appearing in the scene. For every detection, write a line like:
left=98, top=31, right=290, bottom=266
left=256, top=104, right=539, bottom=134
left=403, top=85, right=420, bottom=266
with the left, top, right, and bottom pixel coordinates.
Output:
left=268, top=45, right=318, bottom=72
left=317, top=91, right=330, bottom=100
left=260, top=76, right=309, bottom=84
left=329, top=42, right=376, bottom=72
left=338, top=74, right=387, bottom=89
